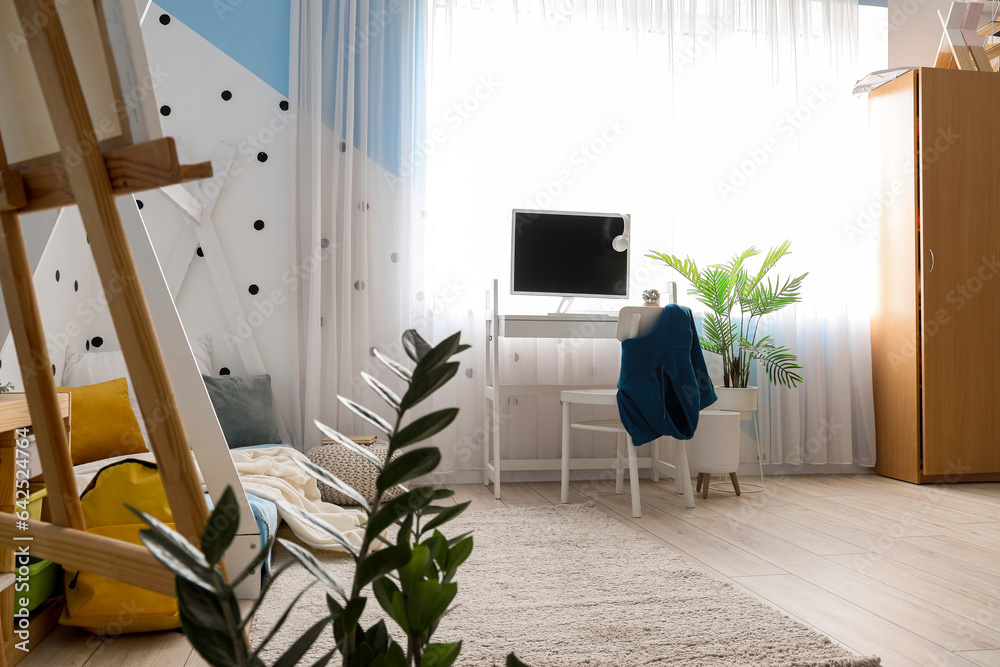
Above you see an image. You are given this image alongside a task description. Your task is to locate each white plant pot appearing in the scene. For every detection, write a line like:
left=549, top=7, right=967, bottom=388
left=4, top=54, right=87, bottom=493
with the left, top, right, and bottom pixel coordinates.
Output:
left=710, top=386, right=757, bottom=419
left=688, top=410, right=741, bottom=474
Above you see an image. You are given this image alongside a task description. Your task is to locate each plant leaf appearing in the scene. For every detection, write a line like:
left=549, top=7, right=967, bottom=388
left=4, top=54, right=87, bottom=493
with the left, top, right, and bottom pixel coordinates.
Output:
left=422, top=531, right=448, bottom=569
left=311, top=649, right=336, bottom=667
left=278, top=538, right=347, bottom=599
left=406, top=581, right=458, bottom=632
left=337, top=395, right=394, bottom=436
left=362, top=371, right=403, bottom=411
left=367, top=486, right=436, bottom=539
left=273, top=616, right=331, bottom=667
left=374, top=347, right=413, bottom=382
left=341, top=596, right=367, bottom=636
left=355, top=544, right=412, bottom=589
left=201, top=486, right=241, bottom=566
left=412, top=332, right=462, bottom=376
left=314, top=420, right=383, bottom=469
left=402, top=329, right=433, bottom=362
left=400, top=362, right=459, bottom=412
left=420, top=501, right=470, bottom=537
left=755, top=342, right=805, bottom=388
left=506, top=653, right=532, bottom=667
left=179, top=597, right=241, bottom=666
left=365, top=619, right=391, bottom=656
left=175, top=574, right=239, bottom=635
left=399, top=544, right=432, bottom=591
left=447, top=531, right=473, bottom=547
left=326, top=591, right=344, bottom=617
left=443, top=535, right=474, bottom=583
left=369, top=639, right=407, bottom=666
left=353, top=640, right=375, bottom=667
left=373, top=577, right=406, bottom=629
left=423, top=642, right=462, bottom=667
left=294, top=458, right=371, bottom=511
left=378, top=448, right=441, bottom=493
left=390, top=408, right=458, bottom=452
left=130, top=507, right=213, bottom=591
left=745, top=240, right=792, bottom=294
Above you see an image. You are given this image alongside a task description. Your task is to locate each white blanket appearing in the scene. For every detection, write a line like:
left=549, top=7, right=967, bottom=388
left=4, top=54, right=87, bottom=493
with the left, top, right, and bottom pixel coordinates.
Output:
left=230, top=446, right=367, bottom=552
left=73, top=447, right=368, bottom=553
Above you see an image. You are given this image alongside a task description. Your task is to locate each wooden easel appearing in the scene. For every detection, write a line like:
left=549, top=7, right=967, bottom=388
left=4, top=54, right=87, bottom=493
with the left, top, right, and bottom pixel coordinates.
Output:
left=0, top=0, right=234, bottom=662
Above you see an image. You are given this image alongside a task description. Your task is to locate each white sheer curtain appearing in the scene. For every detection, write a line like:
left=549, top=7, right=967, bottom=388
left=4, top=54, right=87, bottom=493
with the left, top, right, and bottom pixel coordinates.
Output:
left=287, top=0, right=426, bottom=448
left=422, top=0, right=885, bottom=478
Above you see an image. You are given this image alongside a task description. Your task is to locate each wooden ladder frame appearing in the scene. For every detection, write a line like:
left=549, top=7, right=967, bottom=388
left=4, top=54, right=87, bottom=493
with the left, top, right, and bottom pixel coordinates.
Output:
left=0, top=0, right=244, bottom=661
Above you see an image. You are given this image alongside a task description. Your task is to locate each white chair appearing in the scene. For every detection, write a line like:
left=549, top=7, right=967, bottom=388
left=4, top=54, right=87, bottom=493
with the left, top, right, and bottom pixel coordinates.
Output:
left=560, top=306, right=696, bottom=517
left=686, top=410, right=742, bottom=498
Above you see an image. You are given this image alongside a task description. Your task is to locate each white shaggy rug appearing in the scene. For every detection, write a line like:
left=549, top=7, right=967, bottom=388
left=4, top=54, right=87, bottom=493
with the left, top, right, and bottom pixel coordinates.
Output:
left=250, top=503, right=880, bottom=666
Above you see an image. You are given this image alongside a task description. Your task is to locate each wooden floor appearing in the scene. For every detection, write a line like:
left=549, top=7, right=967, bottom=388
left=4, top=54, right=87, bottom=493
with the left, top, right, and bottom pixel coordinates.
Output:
left=20, top=474, right=1000, bottom=666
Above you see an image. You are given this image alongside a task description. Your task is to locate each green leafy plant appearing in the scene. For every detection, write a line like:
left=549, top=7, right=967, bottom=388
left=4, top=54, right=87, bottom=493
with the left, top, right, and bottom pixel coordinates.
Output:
left=0, top=381, right=14, bottom=393
left=129, top=330, right=528, bottom=666
left=647, top=242, right=807, bottom=388
left=641, top=288, right=659, bottom=304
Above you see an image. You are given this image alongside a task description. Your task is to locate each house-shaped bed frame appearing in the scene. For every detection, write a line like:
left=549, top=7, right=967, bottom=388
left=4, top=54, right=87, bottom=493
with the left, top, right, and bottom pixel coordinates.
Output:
left=0, top=0, right=262, bottom=659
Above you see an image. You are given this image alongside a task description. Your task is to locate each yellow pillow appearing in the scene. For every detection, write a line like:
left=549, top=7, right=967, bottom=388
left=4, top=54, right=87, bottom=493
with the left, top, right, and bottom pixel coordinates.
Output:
left=57, top=378, right=147, bottom=465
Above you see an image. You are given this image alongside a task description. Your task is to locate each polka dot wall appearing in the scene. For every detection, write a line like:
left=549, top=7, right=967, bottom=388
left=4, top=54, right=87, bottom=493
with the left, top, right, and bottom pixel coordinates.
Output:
left=139, top=4, right=295, bottom=423
left=1, top=7, right=299, bottom=410
left=0, top=208, right=98, bottom=387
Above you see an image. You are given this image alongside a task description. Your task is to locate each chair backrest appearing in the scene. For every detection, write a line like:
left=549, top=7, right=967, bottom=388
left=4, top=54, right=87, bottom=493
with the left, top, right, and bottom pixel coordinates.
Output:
left=616, top=306, right=664, bottom=341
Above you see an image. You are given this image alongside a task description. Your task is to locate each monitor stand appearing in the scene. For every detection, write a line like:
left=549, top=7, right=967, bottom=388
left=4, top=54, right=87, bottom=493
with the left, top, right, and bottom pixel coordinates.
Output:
left=548, top=297, right=617, bottom=318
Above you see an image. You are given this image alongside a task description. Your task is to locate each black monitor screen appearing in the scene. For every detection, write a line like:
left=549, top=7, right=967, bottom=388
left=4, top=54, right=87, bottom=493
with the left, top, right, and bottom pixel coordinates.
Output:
left=511, top=210, right=629, bottom=298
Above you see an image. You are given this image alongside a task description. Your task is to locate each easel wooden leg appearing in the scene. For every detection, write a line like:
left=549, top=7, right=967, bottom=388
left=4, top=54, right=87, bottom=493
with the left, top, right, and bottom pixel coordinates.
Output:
left=13, top=0, right=210, bottom=547
left=0, top=209, right=84, bottom=532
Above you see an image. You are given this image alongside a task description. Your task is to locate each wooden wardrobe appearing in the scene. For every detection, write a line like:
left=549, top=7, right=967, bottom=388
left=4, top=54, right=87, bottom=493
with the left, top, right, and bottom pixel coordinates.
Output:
left=869, top=67, right=1000, bottom=484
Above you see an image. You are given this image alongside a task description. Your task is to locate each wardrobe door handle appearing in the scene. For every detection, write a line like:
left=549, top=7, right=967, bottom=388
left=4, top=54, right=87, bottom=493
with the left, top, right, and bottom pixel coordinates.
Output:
left=928, top=248, right=935, bottom=273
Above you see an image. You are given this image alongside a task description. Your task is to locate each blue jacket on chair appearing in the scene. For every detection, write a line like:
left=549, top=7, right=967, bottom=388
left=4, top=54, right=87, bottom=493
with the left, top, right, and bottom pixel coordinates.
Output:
left=616, top=305, right=718, bottom=446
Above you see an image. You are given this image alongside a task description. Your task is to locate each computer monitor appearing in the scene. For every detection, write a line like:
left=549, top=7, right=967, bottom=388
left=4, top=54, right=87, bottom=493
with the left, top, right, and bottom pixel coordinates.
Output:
left=510, top=209, right=629, bottom=299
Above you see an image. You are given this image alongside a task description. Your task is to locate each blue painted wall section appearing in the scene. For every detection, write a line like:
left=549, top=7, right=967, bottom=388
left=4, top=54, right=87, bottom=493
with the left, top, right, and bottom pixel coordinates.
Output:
left=158, top=0, right=420, bottom=176
left=157, top=0, right=292, bottom=97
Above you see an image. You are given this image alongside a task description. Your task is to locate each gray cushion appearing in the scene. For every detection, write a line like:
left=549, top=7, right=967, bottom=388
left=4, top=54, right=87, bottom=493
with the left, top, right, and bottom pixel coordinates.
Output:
left=203, top=374, right=281, bottom=448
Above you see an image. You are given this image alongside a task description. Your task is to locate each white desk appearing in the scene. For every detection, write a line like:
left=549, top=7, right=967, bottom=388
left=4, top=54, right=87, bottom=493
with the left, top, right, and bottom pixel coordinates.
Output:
left=483, top=287, right=625, bottom=499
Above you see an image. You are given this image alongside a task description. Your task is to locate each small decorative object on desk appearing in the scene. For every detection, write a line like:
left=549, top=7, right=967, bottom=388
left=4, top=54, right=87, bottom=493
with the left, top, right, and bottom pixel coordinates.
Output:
left=0, top=382, right=13, bottom=393
left=642, top=288, right=660, bottom=306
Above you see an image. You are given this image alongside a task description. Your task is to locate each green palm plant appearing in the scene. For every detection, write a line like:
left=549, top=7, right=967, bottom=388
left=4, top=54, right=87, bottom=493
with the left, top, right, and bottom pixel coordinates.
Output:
left=647, top=241, right=807, bottom=389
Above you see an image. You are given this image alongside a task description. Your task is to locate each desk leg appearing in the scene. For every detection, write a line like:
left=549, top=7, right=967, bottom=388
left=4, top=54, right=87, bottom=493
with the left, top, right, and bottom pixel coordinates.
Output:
left=560, top=401, right=570, bottom=504
left=0, top=431, right=14, bottom=658
left=491, top=399, right=501, bottom=499
left=482, top=395, right=490, bottom=486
